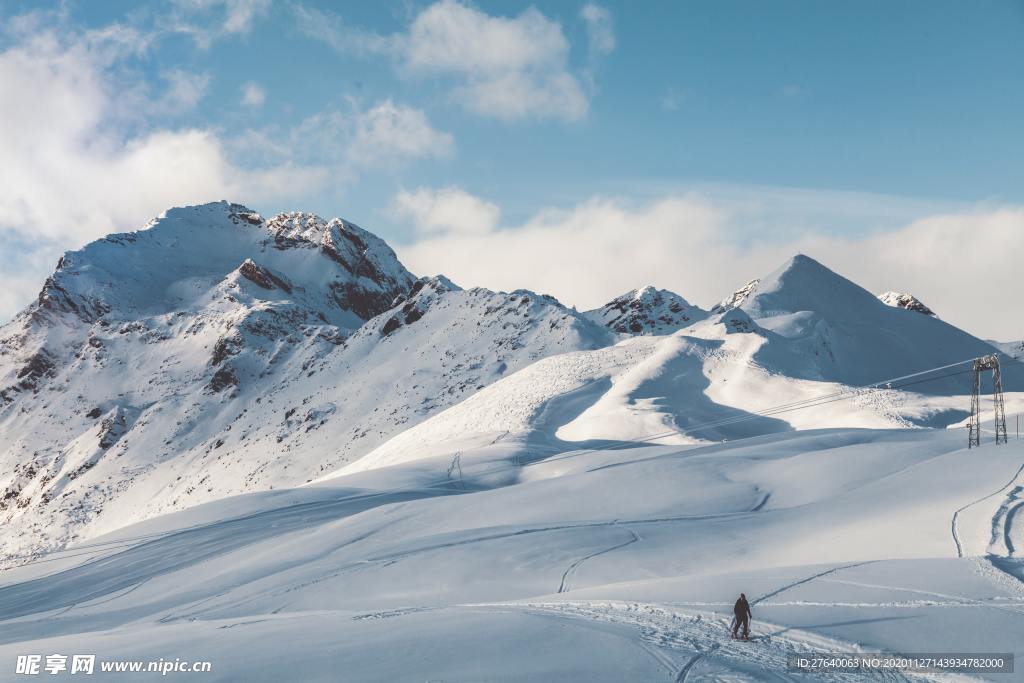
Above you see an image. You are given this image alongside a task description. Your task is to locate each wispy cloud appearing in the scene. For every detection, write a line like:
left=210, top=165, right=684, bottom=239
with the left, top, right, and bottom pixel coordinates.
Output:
left=241, top=81, right=266, bottom=107
left=158, top=69, right=211, bottom=114
left=348, top=100, right=454, bottom=164
left=581, top=4, right=615, bottom=58
left=392, top=186, right=500, bottom=236
left=168, top=0, right=270, bottom=48
left=294, top=0, right=601, bottom=122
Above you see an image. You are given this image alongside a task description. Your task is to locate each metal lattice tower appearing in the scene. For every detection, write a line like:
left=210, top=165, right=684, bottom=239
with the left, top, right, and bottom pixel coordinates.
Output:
left=968, top=354, right=1008, bottom=448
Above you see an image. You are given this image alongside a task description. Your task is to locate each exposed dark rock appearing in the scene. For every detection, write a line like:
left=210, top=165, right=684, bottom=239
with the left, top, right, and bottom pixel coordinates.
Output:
left=98, top=409, right=129, bottom=449
left=35, top=277, right=109, bottom=323
left=239, top=259, right=293, bottom=293
left=15, top=349, right=56, bottom=390
left=330, top=282, right=396, bottom=320
left=208, top=366, right=239, bottom=393
left=211, top=336, right=242, bottom=366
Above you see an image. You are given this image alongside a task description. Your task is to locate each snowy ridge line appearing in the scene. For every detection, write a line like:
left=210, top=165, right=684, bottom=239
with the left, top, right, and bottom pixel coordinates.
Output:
left=0, top=356, right=1001, bottom=573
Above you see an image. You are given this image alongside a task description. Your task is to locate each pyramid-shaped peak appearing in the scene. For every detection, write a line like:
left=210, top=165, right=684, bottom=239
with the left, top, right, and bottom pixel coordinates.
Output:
left=777, top=253, right=834, bottom=276
left=739, top=253, right=880, bottom=320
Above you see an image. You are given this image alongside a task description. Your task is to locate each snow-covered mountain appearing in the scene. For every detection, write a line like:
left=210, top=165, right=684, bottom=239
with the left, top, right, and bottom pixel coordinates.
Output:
left=0, top=202, right=612, bottom=559
left=0, top=202, right=1017, bottom=565
left=584, top=286, right=706, bottom=335
left=737, top=255, right=1005, bottom=389
left=3, top=206, right=1024, bottom=681
left=352, top=254, right=1018, bottom=473
left=877, top=290, right=936, bottom=316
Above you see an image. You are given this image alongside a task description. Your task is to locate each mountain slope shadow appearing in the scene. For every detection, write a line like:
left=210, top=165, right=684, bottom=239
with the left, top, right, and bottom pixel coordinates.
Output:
left=628, top=339, right=791, bottom=441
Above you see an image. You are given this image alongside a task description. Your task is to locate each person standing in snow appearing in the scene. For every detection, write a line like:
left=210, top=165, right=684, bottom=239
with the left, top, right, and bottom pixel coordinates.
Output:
left=732, top=593, right=752, bottom=639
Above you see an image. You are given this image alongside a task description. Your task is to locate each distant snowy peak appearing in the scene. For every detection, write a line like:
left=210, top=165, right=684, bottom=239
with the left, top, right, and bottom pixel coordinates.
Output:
left=877, top=291, right=936, bottom=317
left=710, top=279, right=759, bottom=315
left=585, top=286, right=706, bottom=335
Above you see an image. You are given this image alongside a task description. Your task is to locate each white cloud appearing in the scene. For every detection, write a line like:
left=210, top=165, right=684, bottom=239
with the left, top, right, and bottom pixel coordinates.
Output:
left=395, top=188, right=1024, bottom=340
left=241, top=81, right=266, bottom=107
left=403, top=1, right=567, bottom=74
left=453, top=70, right=587, bottom=122
left=403, top=1, right=589, bottom=121
left=238, top=99, right=452, bottom=171
left=580, top=4, right=615, bottom=57
left=0, top=21, right=329, bottom=322
left=348, top=100, right=454, bottom=164
left=291, top=4, right=396, bottom=55
left=0, top=26, right=323, bottom=246
left=169, top=0, right=270, bottom=48
left=295, top=0, right=594, bottom=122
left=219, top=0, right=269, bottom=34
left=392, top=186, right=500, bottom=236
left=159, top=69, right=211, bottom=114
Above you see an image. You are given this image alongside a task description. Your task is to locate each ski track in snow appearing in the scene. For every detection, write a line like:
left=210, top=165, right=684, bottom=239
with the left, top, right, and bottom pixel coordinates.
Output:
left=481, top=600, right=918, bottom=683
left=2, top=426, right=1023, bottom=679
left=951, top=462, right=1024, bottom=558
left=995, top=487, right=1023, bottom=556
left=672, top=562, right=871, bottom=681
left=558, top=526, right=640, bottom=593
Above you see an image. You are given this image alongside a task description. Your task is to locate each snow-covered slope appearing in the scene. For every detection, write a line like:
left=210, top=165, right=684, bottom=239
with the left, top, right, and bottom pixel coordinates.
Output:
left=584, top=286, right=706, bottom=335
left=1, top=428, right=1021, bottom=681
left=0, top=202, right=612, bottom=560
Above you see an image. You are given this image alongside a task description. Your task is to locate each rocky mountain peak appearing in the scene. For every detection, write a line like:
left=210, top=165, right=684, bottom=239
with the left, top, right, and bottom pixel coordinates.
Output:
left=877, top=291, right=936, bottom=316
left=710, top=279, right=759, bottom=315
left=585, top=287, right=705, bottom=335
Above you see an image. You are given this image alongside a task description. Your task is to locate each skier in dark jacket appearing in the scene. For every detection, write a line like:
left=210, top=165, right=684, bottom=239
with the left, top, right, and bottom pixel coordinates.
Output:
left=732, top=593, right=752, bottom=639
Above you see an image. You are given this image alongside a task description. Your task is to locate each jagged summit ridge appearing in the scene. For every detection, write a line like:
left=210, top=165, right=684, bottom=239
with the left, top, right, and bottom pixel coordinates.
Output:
left=29, top=201, right=415, bottom=325
left=585, top=286, right=706, bottom=335
left=710, top=279, right=759, bottom=315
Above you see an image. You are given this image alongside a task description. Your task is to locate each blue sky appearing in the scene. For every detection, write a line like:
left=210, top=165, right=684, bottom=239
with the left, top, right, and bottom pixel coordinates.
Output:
left=1, top=0, right=1023, bottom=337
